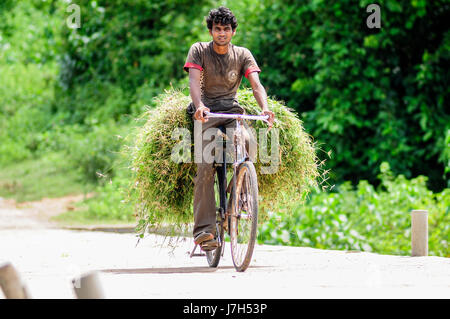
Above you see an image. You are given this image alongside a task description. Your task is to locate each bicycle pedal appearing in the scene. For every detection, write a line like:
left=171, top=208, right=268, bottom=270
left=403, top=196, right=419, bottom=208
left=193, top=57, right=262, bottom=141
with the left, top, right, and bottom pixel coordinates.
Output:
left=189, top=243, right=208, bottom=258
left=189, top=244, right=199, bottom=258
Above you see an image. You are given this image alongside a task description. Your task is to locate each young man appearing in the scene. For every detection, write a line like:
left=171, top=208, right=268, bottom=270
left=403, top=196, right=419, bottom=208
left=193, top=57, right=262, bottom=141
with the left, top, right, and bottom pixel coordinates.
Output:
left=184, top=7, right=274, bottom=251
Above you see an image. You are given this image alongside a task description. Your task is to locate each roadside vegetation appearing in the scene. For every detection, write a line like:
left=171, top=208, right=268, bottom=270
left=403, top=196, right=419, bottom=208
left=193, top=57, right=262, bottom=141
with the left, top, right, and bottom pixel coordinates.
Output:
left=0, top=1, right=448, bottom=256
left=259, top=163, right=449, bottom=257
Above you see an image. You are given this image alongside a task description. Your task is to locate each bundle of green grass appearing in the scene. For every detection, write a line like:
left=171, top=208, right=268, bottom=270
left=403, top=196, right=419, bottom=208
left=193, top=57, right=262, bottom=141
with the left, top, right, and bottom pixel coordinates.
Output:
left=130, top=87, right=323, bottom=235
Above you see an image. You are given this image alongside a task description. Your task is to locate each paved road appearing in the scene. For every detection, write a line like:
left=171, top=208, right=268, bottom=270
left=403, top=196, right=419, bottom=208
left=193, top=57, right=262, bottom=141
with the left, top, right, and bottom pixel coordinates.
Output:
left=0, top=197, right=449, bottom=299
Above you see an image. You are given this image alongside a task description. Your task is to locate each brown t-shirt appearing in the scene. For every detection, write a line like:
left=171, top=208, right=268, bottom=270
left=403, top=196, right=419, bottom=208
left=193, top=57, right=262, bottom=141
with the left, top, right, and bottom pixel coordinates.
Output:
left=184, top=41, right=261, bottom=112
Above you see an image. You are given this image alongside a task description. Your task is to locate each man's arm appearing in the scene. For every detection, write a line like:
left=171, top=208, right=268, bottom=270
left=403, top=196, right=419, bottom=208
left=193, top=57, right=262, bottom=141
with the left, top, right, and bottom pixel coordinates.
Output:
left=188, top=68, right=209, bottom=122
left=248, top=72, right=275, bottom=128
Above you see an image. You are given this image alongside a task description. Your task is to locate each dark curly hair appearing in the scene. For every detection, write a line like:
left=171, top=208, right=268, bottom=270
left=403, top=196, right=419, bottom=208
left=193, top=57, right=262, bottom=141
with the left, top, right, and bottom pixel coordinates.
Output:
left=206, top=6, right=238, bottom=31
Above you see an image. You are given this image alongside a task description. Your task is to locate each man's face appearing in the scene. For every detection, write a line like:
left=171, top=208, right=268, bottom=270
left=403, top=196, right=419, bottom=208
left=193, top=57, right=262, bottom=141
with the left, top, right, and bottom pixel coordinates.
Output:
left=209, top=22, right=235, bottom=47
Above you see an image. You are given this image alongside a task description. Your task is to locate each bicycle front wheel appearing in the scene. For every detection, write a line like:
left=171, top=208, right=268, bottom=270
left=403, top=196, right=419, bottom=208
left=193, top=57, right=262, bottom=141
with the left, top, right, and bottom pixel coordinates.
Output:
left=230, top=161, right=258, bottom=272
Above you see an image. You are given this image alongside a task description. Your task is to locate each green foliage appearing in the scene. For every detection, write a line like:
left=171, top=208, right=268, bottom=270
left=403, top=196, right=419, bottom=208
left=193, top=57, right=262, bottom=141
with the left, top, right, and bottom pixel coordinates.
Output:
left=53, top=125, right=140, bottom=225
left=0, top=1, right=62, bottom=164
left=0, top=63, right=56, bottom=164
left=38, top=122, right=128, bottom=183
left=3, top=0, right=448, bottom=191
left=69, top=174, right=135, bottom=223
left=248, top=0, right=450, bottom=191
left=259, top=162, right=449, bottom=257
left=53, top=79, right=133, bottom=125
left=442, top=129, right=450, bottom=187
left=58, top=0, right=211, bottom=92
left=1, top=0, right=449, bottom=258
left=0, top=1, right=62, bottom=64
left=53, top=178, right=135, bottom=225
left=0, top=152, right=92, bottom=202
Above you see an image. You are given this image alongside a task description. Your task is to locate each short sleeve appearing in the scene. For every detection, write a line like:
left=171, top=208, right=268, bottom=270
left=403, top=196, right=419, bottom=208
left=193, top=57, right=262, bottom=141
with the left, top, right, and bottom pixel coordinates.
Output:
left=241, top=48, right=261, bottom=78
left=184, top=43, right=204, bottom=73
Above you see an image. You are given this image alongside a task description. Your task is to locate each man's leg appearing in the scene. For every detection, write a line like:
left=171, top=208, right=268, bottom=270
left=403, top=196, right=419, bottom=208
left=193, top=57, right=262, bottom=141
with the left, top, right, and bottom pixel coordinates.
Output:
left=193, top=162, right=217, bottom=241
left=192, top=117, right=225, bottom=245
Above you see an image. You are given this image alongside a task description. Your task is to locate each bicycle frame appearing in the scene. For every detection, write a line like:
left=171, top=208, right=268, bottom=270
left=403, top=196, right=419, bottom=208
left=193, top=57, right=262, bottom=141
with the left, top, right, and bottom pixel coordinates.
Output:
left=204, top=111, right=269, bottom=165
left=205, top=111, right=268, bottom=229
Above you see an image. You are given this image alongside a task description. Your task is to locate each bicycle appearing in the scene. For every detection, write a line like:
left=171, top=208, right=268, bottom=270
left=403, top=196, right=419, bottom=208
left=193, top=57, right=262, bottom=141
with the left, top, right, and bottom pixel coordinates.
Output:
left=189, top=111, right=269, bottom=272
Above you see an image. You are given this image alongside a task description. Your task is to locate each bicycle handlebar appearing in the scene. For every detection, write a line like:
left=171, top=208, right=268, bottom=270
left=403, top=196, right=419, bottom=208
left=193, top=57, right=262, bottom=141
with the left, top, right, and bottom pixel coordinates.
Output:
left=204, top=111, right=269, bottom=122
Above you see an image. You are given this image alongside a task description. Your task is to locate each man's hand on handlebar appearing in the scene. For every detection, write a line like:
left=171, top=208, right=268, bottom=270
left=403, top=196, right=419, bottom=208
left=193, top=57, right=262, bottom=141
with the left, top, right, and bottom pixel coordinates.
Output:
left=194, top=106, right=274, bottom=128
left=194, top=105, right=210, bottom=123
left=261, top=110, right=275, bottom=130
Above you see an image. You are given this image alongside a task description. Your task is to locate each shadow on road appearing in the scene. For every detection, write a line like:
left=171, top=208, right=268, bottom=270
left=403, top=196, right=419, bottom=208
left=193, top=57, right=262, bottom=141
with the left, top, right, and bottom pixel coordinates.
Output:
left=99, top=265, right=271, bottom=274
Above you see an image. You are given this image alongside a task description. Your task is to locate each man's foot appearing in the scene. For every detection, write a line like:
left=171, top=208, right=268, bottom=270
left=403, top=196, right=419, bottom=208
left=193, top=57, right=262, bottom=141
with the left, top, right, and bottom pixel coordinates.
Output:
left=200, top=239, right=219, bottom=251
left=194, top=232, right=214, bottom=245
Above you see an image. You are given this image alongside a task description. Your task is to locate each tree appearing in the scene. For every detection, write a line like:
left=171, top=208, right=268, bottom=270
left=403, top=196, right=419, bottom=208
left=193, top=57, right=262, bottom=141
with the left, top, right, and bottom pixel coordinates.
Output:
left=248, top=0, right=449, bottom=191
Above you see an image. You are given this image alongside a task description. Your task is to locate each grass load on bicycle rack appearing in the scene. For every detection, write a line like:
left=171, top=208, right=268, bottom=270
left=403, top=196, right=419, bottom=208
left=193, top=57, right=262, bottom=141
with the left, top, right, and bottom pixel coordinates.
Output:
left=129, top=87, right=325, bottom=236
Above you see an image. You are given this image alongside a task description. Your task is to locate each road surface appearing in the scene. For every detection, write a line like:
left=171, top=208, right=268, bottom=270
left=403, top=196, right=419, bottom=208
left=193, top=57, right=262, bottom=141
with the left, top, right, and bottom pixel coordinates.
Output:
left=0, top=196, right=449, bottom=299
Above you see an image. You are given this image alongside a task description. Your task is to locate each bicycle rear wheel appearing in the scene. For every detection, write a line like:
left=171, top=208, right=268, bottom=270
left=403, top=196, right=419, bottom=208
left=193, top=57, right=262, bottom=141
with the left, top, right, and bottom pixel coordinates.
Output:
left=206, top=166, right=225, bottom=267
left=230, top=161, right=258, bottom=272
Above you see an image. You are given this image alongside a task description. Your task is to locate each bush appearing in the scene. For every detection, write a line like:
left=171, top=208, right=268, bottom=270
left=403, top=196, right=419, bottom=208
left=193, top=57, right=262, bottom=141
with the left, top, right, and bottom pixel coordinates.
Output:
left=259, top=162, right=449, bottom=257
left=59, top=0, right=211, bottom=93
left=81, top=173, right=136, bottom=222
left=56, top=128, right=139, bottom=224
left=248, top=0, right=450, bottom=191
left=0, top=0, right=61, bottom=164
left=39, top=122, right=128, bottom=183
left=0, top=63, right=56, bottom=165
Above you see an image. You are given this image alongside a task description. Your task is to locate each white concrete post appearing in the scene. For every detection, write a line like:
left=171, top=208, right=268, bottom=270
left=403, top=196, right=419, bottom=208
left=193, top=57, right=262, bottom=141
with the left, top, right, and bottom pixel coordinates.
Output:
left=72, top=271, right=105, bottom=299
left=411, top=210, right=428, bottom=256
left=0, top=262, right=30, bottom=299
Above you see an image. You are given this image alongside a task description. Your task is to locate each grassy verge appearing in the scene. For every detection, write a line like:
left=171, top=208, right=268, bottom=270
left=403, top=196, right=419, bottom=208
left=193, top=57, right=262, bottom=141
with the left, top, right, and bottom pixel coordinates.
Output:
left=51, top=173, right=136, bottom=226
left=0, top=152, right=94, bottom=202
left=51, top=207, right=136, bottom=227
left=0, top=152, right=135, bottom=226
